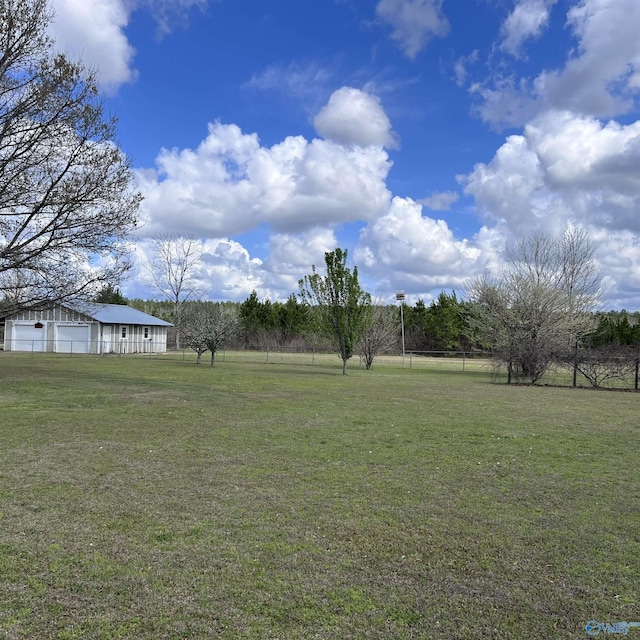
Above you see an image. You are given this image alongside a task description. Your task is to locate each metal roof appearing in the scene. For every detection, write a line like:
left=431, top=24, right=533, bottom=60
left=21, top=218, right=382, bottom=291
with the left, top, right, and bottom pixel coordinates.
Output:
left=73, top=303, right=173, bottom=327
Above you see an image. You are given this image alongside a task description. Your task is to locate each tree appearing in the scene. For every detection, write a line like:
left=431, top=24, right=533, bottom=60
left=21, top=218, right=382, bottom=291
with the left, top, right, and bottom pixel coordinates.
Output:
left=467, top=229, right=601, bottom=383
left=573, top=342, right=635, bottom=389
left=146, top=235, right=203, bottom=347
left=0, top=0, right=141, bottom=315
left=239, top=290, right=262, bottom=341
left=589, top=313, right=640, bottom=347
left=277, top=294, right=309, bottom=343
left=239, top=290, right=278, bottom=348
left=358, top=304, right=399, bottom=370
left=569, top=312, right=640, bottom=389
left=179, top=302, right=239, bottom=366
left=94, top=284, right=127, bottom=305
left=239, top=291, right=311, bottom=349
left=299, top=248, right=372, bottom=374
left=424, top=291, right=470, bottom=352
left=403, top=299, right=428, bottom=351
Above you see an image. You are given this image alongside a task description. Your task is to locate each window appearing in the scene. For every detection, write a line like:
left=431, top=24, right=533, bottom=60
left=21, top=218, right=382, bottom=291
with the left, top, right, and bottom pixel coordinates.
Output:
left=144, top=326, right=149, bottom=339
left=120, top=325, right=128, bottom=339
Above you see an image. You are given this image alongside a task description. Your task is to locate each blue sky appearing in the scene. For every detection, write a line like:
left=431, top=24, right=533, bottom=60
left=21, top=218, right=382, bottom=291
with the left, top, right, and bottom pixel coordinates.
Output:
left=49, top=0, right=640, bottom=308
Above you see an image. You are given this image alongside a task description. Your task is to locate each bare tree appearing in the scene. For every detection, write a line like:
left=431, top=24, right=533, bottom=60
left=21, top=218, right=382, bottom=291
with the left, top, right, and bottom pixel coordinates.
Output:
left=146, top=235, right=203, bottom=347
left=559, top=228, right=601, bottom=313
left=467, top=230, right=601, bottom=383
left=179, top=302, right=239, bottom=366
left=573, top=343, right=635, bottom=389
left=358, top=304, right=399, bottom=370
left=0, top=0, right=141, bottom=315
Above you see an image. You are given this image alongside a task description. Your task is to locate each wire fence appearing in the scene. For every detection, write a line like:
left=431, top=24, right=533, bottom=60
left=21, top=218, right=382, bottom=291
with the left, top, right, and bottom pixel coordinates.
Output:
left=148, top=347, right=494, bottom=372
left=6, top=340, right=637, bottom=389
left=0, top=340, right=492, bottom=373
left=2, top=338, right=168, bottom=355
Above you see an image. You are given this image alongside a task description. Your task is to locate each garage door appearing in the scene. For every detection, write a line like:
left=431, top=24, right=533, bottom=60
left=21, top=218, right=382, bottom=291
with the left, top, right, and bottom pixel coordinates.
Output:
left=12, top=324, right=47, bottom=352
left=56, top=325, right=90, bottom=353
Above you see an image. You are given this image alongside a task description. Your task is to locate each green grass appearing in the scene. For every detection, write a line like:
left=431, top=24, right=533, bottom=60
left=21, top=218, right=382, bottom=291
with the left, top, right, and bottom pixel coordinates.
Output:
left=0, top=353, right=638, bottom=639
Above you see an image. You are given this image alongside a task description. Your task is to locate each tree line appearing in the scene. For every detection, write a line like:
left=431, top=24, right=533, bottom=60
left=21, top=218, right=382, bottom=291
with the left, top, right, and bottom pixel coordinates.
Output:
left=94, top=234, right=640, bottom=387
left=123, top=232, right=640, bottom=387
left=91, top=248, right=476, bottom=373
left=99, top=284, right=476, bottom=373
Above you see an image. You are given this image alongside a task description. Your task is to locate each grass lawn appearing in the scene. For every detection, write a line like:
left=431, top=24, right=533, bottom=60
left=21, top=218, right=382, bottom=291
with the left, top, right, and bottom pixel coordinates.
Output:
left=0, top=353, right=638, bottom=639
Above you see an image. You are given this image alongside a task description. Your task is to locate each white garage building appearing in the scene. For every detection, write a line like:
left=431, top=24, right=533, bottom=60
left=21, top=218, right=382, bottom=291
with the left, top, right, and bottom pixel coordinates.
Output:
left=4, top=303, right=172, bottom=354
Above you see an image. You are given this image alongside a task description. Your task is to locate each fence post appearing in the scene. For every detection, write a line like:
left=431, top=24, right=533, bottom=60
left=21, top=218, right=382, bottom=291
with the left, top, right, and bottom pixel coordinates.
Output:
left=635, top=358, right=639, bottom=391
left=462, top=352, right=466, bottom=372
left=266, top=349, right=269, bottom=364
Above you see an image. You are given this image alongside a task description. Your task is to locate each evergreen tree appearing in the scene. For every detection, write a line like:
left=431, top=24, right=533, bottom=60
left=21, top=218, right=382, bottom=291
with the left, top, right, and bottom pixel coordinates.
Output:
left=94, top=284, right=128, bottom=305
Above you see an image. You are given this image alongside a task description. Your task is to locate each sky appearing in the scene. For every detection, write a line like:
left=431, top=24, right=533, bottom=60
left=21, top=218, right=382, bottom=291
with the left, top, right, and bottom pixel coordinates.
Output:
left=48, top=0, right=640, bottom=309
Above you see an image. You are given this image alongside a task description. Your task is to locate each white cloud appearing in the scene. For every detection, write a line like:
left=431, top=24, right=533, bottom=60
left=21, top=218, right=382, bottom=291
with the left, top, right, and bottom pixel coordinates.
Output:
left=130, top=107, right=640, bottom=305
left=136, top=91, right=394, bottom=239
left=313, top=87, right=398, bottom=148
left=356, top=197, right=483, bottom=294
left=418, top=191, right=460, bottom=211
left=470, top=76, right=539, bottom=129
left=128, top=229, right=344, bottom=302
left=592, top=229, right=640, bottom=309
left=464, top=110, right=640, bottom=236
left=134, top=0, right=207, bottom=38
left=454, top=50, right=479, bottom=87
left=526, top=112, right=640, bottom=189
left=262, top=228, right=339, bottom=295
left=131, top=236, right=265, bottom=301
left=198, top=239, right=265, bottom=300
left=244, top=62, right=333, bottom=100
left=49, top=0, right=208, bottom=92
left=499, top=0, right=557, bottom=57
left=130, top=88, right=406, bottom=300
left=376, top=0, right=449, bottom=60
left=539, top=0, right=640, bottom=115
left=267, top=229, right=338, bottom=274
left=463, top=132, right=547, bottom=233
left=50, top=0, right=137, bottom=90
left=460, top=107, right=640, bottom=308
left=477, top=0, right=640, bottom=126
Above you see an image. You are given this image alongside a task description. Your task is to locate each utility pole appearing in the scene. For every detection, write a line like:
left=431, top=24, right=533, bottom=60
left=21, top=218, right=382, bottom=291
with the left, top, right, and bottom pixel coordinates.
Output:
left=396, top=291, right=406, bottom=368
